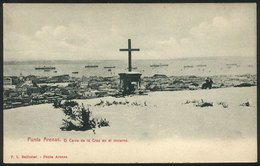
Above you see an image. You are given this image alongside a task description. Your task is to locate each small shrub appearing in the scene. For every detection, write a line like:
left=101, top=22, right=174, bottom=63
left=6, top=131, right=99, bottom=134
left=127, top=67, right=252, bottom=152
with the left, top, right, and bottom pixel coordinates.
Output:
left=60, top=102, right=109, bottom=132
left=184, top=99, right=215, bottom=108
left=53, top=99, right=62, bottom=108
left=240, top=101, right=250, bottom=107
left=131, top=101, right=141, bottom=106
left=95, top=99, right=104, bottom=106
left=184, top=100, right=190, bottom=104
left=60, top=104, right=94, bottom=131
left=94, top=99, right=145, bottom=107
left=97, top=118, right=110, bottom=128
left=184, top=99, right=202, bottom=105
left=62, top=100, right=78, bottom=108
left=217, top=102, right=228, bottom=108
left=197, top=102, right=213, bottom=107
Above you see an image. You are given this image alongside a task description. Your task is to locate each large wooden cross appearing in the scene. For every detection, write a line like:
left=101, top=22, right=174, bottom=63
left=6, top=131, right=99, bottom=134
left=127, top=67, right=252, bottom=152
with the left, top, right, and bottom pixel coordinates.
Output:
left=120, top=39, right=140, bottom=72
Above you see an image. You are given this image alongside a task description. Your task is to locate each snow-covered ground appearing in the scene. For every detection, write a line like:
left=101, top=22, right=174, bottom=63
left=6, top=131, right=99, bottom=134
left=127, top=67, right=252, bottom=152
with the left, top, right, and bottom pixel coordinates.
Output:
left=4, top=87, right=257, bottom=163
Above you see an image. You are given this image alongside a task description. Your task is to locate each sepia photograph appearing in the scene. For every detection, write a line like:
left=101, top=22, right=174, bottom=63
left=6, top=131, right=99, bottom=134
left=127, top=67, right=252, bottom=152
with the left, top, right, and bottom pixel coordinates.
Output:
left=3, top=3, right=257, bottom=163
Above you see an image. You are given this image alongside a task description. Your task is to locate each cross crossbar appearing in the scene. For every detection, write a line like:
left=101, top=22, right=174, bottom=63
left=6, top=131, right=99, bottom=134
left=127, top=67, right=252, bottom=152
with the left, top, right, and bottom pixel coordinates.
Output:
left=120, top=49, right=140, bottom=52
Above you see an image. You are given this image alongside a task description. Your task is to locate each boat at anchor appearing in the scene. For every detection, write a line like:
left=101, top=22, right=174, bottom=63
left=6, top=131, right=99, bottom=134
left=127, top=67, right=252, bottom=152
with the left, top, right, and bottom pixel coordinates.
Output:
left=85, top=65, right=98, bottom=68
left=35, top=66, right=56, bottom=70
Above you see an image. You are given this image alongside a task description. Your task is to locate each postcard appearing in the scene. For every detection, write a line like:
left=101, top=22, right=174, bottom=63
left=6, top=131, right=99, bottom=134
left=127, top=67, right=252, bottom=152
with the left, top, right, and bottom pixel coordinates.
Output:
left=3, top=3, right=257, bottom=163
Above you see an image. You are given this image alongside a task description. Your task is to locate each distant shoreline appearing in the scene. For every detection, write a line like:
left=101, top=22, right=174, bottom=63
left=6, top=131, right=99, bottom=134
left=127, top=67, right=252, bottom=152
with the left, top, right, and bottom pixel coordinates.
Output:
left=3, top=55, right=256, bottom=65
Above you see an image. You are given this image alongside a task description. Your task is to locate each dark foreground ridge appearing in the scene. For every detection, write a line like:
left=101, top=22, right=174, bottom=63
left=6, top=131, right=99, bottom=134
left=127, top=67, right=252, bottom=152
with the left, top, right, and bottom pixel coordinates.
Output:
left=3, top=74, right=256, bottom=109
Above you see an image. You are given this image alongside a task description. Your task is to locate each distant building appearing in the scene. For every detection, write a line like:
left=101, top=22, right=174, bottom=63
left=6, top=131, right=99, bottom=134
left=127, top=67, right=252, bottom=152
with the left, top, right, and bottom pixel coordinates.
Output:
left=80, top=76, right=89, bottom=88
left=82, top=76, right=88, bottom=82
left=21, top=80, right=34, bottom=87
left=50, top=75, right=70, bottom=83
left=83, top=90, right=99, bottom=97
left=25, top=75, right=37, bottom=81
left=3, top=77, right=16, bottom=90
left=4, top=77, right=12, bottom=85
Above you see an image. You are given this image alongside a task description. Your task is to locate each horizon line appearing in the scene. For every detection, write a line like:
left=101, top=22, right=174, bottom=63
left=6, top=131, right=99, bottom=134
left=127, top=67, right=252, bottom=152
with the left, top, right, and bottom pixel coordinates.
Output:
left=3, top=55, right=255, bottom=62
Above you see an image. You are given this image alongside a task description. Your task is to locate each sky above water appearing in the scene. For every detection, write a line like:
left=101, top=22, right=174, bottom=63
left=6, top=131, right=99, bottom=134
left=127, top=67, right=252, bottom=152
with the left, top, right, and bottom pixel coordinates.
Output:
left=4, top=3, right=256, bottom=61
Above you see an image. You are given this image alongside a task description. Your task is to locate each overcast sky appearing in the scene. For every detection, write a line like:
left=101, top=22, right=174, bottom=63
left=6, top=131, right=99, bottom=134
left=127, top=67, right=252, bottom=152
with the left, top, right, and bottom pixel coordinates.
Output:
left=4, top=3, right=256, bottom=61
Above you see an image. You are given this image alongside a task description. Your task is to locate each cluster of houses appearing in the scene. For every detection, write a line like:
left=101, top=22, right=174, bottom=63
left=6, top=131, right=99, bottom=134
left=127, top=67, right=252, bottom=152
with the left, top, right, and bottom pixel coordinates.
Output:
left=3, top=75, right=120, bottom=109
left=142, top=74, right=256, bottom=91
left=3, top=73, right=256, bottom=109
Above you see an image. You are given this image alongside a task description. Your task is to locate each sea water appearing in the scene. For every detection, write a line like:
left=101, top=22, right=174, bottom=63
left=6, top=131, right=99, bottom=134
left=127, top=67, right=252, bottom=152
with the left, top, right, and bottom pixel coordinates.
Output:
left=3, top=56, right=256, bottom=77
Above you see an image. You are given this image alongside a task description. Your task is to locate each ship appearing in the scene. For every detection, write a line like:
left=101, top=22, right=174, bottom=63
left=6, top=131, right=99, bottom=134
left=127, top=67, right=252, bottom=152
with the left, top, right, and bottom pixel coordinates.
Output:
left=150, top=64, right=160, bottom=67
left=104, top=66, right=116, bottom=69
left=85, top=65, right=98, bottom=68
left=35, top=66, right=56, bottom=70
left=197, top=65, right=207, bottom=67
left=184, top=65, right=194, bottom=68
left=150, top=64, right=168, bottom=67
left=72, top=72, right=79, bottom=74
left=159, top=64, right=168, bottom=66
left=226, top=63, right=240, bottom=67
